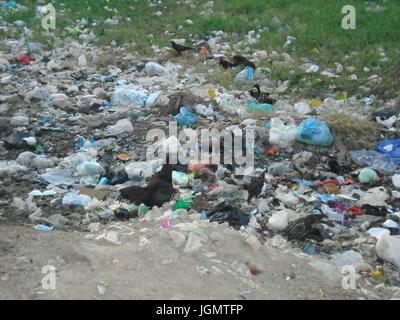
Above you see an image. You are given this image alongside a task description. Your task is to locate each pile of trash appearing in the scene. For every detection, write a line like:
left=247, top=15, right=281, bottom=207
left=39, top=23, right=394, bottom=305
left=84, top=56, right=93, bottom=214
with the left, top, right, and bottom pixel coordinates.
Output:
left=1, top=4, right=400, bottom=300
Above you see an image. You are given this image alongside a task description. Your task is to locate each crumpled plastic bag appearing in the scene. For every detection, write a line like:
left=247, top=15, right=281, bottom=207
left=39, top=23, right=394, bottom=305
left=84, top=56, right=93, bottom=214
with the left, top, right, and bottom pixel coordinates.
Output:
left=269, top=118, right=298, bottom=148
left=175, top=107, right=197, bottom=127
left=377, top=139, right=400, bottom=165
left=349, top=150, right=397, bottom=173
left=296, top=118, right=334, bottom=147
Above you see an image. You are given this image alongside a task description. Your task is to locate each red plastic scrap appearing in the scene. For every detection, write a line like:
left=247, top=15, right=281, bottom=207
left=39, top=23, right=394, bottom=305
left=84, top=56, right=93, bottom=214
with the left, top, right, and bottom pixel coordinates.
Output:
left=320, top=179, right=340, bottom=186
left=245, top=263, right=262, bottom=275
left=208, top=184, right=218, bottom=191
left=266, top=146, right=279, bottom=156
left=348, top=207, right=365, bottom=216
left=344, top=178, right=354, bottom=185
left=15, top=55, right=35, bottom=65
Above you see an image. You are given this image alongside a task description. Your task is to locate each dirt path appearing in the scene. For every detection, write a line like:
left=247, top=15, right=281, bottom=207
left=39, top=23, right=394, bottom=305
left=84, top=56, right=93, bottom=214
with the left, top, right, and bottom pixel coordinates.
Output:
left=0, top=223, right=373, bottom=300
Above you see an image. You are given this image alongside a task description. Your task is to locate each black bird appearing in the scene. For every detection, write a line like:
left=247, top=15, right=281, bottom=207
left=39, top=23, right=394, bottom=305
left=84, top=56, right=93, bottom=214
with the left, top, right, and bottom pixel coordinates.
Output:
left=170, top=40, right=194, bottom=55
left=218, top=57, right=235, bottom=69
left=119, top=163, right=176, bottom=208
left=242, top=170, right=266, bottom=203
left=328, top=159, right=341, bottom=175
left=282, top=214, right=325, bottom=241
left=231, top=55, right=256, bottom=69
left=249, top=84, right=276, bottom=105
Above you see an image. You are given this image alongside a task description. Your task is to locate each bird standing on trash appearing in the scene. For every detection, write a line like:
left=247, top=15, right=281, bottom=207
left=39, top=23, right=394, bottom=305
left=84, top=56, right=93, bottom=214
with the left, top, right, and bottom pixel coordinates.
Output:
left=119, top=163, right=176, bottom=208
left=170, top=40, right=194, bottom=56
left=282, top=214, right=325, bottom=241
left=218, top=57, right=235, bottom=69
left=243, top=170, right=267, bottom=203
left=231, top=55, right=256, bottom=69
left=249, top=84, right=276, bottom=105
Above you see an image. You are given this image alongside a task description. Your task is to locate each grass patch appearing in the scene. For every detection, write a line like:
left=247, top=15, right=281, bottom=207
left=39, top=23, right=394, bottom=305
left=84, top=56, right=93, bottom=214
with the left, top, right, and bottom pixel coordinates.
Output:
left=1, top=0, right=399, bottom=94
left=322, top=111, right=379, bottom=149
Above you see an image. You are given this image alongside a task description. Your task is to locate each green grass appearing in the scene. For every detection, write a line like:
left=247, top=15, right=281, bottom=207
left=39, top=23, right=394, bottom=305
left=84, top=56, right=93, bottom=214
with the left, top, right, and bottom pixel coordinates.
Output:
left=1, top=0, right=399, bottom=96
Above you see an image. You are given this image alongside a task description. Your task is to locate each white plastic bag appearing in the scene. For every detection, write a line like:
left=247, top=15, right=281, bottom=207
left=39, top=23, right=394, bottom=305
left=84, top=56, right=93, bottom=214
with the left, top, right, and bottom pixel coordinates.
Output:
left=269, top=118, right=297, bottom=148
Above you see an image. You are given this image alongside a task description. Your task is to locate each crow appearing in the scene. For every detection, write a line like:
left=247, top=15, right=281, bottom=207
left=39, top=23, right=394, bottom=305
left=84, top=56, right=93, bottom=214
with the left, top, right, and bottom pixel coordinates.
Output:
left=231, top=55, right=256, bottom=69
left=218, top=58, right=235, bottom=69
left=119, top=163, right=176, bottom=208
left=242, top=170, right=267, bottom=203
left=170, top=40, right=194, bottom=55
left=249, top=84, right=276, bottom=105
left=282, top=214, right=326, bottom=241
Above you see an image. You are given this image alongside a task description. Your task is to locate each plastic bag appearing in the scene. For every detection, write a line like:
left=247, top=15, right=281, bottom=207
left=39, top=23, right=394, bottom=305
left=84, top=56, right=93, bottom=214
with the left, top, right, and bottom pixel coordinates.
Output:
left=184, top=232, right=202, bottom=254
left=38, top=169, right=75, bottom=186
left=296, top=118, right=333, bottom=147
left=269, top=118, right=298, bottom=148
left=375, top=234, right=400, bottom=269
left=111, top=84, right=161, bottom=108
left=349, top=150, right=397, bottom=173
left=62, top=192, right=92, bottom=207
left=268, top=210, right=289, bottom=230
left=195, top=104, right=214, bottom=117
left=125, top=159, right=163, bottom=181
left=246, top=100, right=273, bottom=113
left=77, top=162, right=104, bottom=177
left=107, top=118, right=134, bottom=136
left=377, top=139, right=400, bottom=165
left=145, top=62, right=166, bottom=76
left=172, top=171, right=190, bottom=185
left=358, top=168, right=378, bottom=184
left=175, top=107, right=197, bottom=127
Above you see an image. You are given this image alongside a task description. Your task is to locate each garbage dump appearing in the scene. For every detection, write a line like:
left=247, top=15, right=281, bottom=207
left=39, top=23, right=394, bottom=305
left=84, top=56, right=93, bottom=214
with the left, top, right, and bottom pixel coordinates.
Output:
left=1, top=0, right=400, bottom=301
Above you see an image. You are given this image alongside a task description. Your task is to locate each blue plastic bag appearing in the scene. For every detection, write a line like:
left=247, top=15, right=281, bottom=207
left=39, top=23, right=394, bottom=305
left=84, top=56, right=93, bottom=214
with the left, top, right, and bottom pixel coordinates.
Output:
left=33, top=225, right=53, bottom=232
left=246, top=66, right=254, bottom=80
left=377, top=140, right=400, bottom=165
left=175, top=107, right=197, bottom=127
left=349, top=150, right=397, bottom=173
left=296, top=118, right=334, bottom=147
left=246, top=100, right=273, bottom=113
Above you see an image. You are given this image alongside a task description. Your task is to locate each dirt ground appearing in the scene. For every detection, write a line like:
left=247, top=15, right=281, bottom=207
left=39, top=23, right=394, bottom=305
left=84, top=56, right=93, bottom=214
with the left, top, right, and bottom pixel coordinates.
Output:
left=0, top=223, right=384, bottom=300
